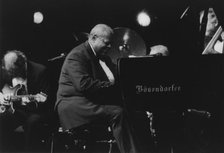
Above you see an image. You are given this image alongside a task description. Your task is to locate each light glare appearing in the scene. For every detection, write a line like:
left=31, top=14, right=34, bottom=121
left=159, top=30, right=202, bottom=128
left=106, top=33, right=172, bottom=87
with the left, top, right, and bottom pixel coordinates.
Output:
left=33, top=12, right=43, bottom=24
left=137, top=11, right=151, bottom=27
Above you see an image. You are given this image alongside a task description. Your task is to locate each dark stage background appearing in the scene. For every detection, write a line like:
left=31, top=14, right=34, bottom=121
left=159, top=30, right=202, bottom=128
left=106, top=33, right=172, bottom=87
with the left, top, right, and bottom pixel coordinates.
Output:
left=1, top=0, right=223, bottom=62
left=0, top=0, right=194, bottom=62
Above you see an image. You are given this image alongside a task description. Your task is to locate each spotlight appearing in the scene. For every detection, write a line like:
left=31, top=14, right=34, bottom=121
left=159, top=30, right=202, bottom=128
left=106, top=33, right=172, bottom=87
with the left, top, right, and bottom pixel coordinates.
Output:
left=33, top=12, right=44, bottom=24
left=137, top=11, right=151, bottom=27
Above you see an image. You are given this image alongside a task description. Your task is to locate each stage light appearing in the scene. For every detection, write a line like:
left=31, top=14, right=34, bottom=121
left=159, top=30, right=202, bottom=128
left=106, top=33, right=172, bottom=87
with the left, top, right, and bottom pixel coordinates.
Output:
left=33, top=12, right=43, bottom=24
left=137, top=11, right=151, bottom=27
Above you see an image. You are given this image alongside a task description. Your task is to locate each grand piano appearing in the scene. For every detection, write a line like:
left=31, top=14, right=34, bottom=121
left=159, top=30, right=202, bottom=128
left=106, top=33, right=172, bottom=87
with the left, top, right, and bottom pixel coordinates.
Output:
left=109, top=3, right=224, bottom=151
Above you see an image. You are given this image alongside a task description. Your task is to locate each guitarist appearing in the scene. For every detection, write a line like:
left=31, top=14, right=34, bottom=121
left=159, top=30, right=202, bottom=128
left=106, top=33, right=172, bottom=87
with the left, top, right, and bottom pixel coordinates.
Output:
left=0, top=50, right=52, bottom=152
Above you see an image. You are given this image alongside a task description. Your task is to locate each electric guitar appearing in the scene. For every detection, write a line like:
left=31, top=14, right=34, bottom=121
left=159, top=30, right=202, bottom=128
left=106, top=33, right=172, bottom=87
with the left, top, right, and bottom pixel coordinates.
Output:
left=0, top=84, right=47, bottom=114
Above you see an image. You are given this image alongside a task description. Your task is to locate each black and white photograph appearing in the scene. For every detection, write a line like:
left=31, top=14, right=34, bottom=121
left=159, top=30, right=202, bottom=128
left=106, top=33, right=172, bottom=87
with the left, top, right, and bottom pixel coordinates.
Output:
left=0, top=0, right=224, bottom=153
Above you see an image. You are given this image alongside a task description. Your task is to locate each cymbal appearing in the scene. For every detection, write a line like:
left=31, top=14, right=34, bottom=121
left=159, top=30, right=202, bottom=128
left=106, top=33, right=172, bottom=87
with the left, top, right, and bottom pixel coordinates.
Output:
left=107, top=27, right=147, bottom=64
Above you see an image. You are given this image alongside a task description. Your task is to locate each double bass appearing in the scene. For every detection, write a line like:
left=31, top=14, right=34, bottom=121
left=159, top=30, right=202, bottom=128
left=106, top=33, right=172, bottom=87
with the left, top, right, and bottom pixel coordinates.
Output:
left=202, top=26, right=223, bottom=54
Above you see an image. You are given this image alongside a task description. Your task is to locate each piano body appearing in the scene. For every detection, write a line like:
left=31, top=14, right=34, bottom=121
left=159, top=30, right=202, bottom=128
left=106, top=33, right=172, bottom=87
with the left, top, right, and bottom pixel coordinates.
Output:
left=118, top=55, right=224, bottom=113
left=117, top=55, right=224, bottom=152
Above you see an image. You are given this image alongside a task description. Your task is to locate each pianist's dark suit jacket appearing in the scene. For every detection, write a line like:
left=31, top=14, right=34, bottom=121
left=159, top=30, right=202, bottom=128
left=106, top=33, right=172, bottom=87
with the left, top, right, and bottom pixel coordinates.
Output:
left=56, top=41, right=120, bottom=130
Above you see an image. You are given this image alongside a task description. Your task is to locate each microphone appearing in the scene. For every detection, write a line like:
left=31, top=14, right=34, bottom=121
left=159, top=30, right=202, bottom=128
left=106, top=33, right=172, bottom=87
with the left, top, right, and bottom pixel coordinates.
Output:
left=48, top=53, right=67, bottom=61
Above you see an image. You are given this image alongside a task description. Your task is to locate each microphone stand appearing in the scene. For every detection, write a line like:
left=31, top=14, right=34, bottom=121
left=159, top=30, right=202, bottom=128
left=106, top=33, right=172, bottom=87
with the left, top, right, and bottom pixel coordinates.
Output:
left=48, top=53, right=67, bottom=62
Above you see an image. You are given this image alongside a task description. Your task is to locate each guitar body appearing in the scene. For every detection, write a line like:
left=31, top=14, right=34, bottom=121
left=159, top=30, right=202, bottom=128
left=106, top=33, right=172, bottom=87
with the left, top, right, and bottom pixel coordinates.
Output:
left=1, top=84, right=25, bottom=114
left=2, top=84, right=22, bottom=96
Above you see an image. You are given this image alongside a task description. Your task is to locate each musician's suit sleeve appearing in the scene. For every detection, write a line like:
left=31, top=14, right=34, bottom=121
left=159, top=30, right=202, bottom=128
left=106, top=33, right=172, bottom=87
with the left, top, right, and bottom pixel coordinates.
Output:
left=66, top=52, right=114, bottom=98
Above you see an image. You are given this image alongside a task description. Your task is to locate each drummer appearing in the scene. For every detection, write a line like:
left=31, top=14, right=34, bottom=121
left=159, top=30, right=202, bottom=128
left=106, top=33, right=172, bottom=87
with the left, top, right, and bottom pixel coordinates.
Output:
left=148, top=45, right=169, bottom=56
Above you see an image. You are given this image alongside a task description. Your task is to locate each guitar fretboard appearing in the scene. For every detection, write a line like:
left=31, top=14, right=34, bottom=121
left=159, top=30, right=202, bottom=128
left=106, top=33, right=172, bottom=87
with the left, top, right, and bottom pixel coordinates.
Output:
left=10, top=95, right=36, bottom=102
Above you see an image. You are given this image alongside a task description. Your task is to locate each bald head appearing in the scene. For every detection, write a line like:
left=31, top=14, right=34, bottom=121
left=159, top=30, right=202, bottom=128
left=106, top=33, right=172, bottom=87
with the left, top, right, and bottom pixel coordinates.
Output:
left=149, top=45, right=169, bottom=56
left=3, top=52, right=18, bottom=70
left=89, top=24, right=113, bottom=39
left=2, top=50, right=27, bottom=78
left=88, top=24, right=113, bottom=56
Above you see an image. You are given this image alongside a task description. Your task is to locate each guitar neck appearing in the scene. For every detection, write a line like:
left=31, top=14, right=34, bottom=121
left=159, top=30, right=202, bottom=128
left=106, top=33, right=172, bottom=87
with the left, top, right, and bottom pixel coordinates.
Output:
left=10, top=95, right=36, bottom=102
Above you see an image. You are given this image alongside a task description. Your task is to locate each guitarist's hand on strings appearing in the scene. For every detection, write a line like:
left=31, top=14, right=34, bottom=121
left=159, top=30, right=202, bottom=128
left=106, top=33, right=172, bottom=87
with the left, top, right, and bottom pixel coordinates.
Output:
left=21, top=97, right=30, bottom=105
left=20, top=92, right=47, bottom=105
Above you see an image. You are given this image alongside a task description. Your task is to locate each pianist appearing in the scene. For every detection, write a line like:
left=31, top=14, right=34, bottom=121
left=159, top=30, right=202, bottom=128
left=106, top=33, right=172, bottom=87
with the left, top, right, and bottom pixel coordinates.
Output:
left=56, top=24, right=141, bottom=153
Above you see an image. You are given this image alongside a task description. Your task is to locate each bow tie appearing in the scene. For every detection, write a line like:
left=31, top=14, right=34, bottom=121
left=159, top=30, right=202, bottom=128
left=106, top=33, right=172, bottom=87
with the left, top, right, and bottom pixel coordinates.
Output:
left=97, top=55, right=107, bottom=62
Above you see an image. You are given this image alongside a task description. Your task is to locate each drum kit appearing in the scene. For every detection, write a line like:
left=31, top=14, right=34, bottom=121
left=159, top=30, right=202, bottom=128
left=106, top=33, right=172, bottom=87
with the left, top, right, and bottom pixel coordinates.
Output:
left=106, top=27, right=147, bottom=64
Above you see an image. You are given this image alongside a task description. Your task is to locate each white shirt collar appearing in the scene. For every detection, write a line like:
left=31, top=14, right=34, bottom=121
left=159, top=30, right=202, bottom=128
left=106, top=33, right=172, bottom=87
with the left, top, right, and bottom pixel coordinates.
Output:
left=88, top=42, right=97, bottom=56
